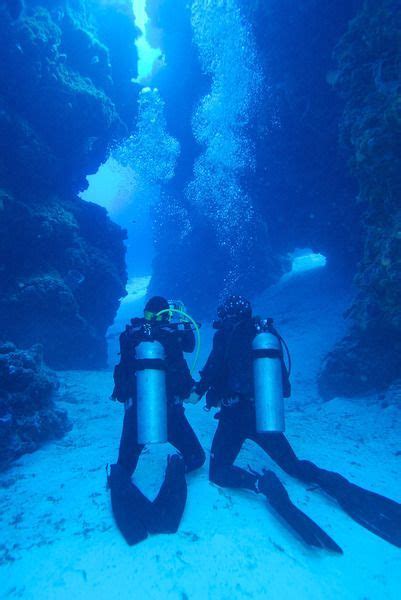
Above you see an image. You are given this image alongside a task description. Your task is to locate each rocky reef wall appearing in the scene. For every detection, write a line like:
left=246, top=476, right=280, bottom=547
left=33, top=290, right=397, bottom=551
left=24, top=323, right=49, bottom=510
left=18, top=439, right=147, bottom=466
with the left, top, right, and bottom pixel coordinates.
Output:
left=318, top=0, right=401, bottom=398
left=149, top=0, right=364, bottom=315
left=244, top=0, right=363, bottom=275
left=0, top=0, right=138, bottom=368
left=0, top=342, right=70, bottom=470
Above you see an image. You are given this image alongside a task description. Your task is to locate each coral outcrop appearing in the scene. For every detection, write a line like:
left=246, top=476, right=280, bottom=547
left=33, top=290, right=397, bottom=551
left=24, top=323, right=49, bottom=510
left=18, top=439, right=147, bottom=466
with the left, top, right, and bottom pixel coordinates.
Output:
left=0, top=342, right=70, bottom=470
left=0, top=190, right=127, bottom=368
left=318, top=0, right=401, bottom=398
left=0, top=0, right=138, bottom=367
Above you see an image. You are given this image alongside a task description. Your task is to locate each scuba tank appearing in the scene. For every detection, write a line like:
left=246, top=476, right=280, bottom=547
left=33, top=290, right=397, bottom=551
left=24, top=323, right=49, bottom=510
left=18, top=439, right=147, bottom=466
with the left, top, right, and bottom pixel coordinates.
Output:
left=135, top=339, right=168, bottom=444
left=252, top=319, right=286, bottom=433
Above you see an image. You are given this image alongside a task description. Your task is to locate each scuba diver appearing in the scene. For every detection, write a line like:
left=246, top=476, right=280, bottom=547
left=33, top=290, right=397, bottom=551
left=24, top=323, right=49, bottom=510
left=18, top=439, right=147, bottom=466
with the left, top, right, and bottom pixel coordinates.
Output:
left=190, top=295, right=401, bottom=553
left=108, top=296, right=205, bottom=546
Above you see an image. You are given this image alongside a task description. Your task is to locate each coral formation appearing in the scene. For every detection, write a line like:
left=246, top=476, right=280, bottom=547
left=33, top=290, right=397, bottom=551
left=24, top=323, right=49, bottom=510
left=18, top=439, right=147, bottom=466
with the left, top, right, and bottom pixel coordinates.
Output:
left=318, top=0, right=401, bottom=398
left=0, top=0, right=138, bottom=367
left=0, top=342, right=70, bottom=470
left=0, top=190, right=127, bottom=367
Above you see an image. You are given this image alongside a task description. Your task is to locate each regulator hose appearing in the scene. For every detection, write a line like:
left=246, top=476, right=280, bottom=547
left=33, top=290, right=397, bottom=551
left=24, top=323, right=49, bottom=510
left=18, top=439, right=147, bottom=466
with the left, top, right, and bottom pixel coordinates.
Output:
left=156, top=308, right=201, bottom=375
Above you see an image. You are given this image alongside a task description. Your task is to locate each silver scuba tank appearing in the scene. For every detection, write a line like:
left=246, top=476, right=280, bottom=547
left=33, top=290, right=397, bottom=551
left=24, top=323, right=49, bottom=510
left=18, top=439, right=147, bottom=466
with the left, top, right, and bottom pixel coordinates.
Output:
left=135, top=340, right=168, bottom=444
left=252, top=330, right=285, bottom=433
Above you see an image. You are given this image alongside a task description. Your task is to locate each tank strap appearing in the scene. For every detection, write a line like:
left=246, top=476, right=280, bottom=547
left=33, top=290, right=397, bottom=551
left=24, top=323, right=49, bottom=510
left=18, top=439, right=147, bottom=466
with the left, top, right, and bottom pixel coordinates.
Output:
left=253, top=349, right=282, bottom=359
left=133, top=358, right=166, bottom=371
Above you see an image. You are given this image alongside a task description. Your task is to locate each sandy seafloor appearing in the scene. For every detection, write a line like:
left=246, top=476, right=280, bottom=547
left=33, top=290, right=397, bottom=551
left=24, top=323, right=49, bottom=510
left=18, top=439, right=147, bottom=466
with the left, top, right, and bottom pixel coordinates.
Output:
left=1, top=270, right=400, bottom=600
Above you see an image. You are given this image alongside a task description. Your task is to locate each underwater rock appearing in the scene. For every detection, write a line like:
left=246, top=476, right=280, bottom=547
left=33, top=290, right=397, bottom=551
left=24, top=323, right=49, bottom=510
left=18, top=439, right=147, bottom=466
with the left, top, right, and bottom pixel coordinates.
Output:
left=0, top=343, right=70, bottom=471
left=0, top=3, right=129, bottom=192
left=318, top=330, right=401, bottom=400
left=0, top=192, right=127, bottom=368
left=0, top=1, right=137, bottom=367
left=319, top=0, right=401, bottom=398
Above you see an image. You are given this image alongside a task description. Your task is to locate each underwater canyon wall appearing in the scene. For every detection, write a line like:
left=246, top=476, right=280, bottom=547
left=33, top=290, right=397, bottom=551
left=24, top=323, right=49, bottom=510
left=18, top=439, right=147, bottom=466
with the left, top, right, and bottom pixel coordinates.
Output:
left=0, top=0, right=138, bottom=467
left=148, top=0, right=401, bottom=400
left=243, top=0, right=363, bottom=274
left=245, top=0, right=401, bottom=399
left=318, top=0, right=401, bottom=399
left=149, top=0, right=365, bottom=316
left=0, top=0, right=138, bottom=369
left=148, top=0, right=277, bottom=314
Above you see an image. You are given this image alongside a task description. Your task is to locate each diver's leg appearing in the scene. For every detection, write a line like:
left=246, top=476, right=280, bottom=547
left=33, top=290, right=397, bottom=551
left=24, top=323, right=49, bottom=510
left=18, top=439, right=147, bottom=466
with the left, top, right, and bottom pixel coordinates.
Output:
left=250, top=432, right=311, bottom=480
left=108, top=463, right=153, bottom=545
left=144, top=406, right=194, bottom=534
left=148, top=454, right=187, bottom=534
left=209, top=408, right=256, bottom=490
left=110, top=403, right=154, bottom=544
left=117, top=403, right=144, bottom=476
left=247, top=432, right=342, bottom=551
left=208, top=408, right=341, bottom=551
left=252, top=432, right=401, bottom=547
left=297, top=461, right=401, bottom=547
left=167, top=404, right=206, bottom=472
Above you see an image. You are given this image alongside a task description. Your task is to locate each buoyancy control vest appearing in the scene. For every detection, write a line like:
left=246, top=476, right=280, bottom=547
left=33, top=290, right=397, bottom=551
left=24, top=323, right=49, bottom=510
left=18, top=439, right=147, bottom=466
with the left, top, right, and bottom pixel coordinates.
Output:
left=112, top=319, right=194, bottom=404
left=206, top=317, right=291, bottom=417
left=219, top=319, right=290, bottom=394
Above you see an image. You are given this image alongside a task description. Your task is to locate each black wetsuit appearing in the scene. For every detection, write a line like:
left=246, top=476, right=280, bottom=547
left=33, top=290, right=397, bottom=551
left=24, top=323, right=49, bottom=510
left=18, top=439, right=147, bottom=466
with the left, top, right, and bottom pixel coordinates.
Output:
left=195, top=318, right=310, bottom=490
left=109, top=318, right=205, bottom=545
left=114, top=318, right=205, bottom=475
left=195, top=318, right=401, bottom=550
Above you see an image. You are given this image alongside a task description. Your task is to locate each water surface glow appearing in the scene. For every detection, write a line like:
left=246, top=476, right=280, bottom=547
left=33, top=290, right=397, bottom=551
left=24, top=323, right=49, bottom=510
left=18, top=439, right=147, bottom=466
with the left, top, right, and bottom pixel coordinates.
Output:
left=133, top=0, right=161, bottom=82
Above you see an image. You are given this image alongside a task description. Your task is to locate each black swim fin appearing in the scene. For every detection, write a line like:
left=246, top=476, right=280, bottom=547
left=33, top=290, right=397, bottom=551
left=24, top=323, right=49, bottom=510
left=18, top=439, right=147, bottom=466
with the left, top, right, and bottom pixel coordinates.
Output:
left=108, top=456, right=187, bottom=544
left=258, top=470, right=343, bottom=554
left=310, top=465, right=401, bottom=548
left=108, top=463, right=151, bottom=546
left=150, top=454, right=187, bottom=534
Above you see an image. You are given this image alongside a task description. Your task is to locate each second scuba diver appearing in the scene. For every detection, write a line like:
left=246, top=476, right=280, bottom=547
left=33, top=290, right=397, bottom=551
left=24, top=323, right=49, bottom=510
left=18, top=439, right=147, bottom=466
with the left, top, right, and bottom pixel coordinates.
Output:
left=108, top=296, right=205, bottom=545
left=190, top=295, right=401, bottom=553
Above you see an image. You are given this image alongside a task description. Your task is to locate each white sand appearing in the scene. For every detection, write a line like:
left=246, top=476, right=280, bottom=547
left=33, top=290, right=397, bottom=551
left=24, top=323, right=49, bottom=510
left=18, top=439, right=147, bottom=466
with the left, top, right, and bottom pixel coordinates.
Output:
left=1, top=272, right=400, bottom=599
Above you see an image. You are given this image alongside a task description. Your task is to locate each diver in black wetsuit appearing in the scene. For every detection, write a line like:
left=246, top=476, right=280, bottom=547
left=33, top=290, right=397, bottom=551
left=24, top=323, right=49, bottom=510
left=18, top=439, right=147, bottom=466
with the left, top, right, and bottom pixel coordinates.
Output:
left=108, top=296, right=205, bottom=545
left=191, top=295, right=401, bottom=552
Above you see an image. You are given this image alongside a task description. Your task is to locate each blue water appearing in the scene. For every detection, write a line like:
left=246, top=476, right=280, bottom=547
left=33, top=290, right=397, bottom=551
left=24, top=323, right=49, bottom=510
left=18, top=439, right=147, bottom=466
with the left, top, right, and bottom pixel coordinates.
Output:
left=0, top=1, right=400, bottom=598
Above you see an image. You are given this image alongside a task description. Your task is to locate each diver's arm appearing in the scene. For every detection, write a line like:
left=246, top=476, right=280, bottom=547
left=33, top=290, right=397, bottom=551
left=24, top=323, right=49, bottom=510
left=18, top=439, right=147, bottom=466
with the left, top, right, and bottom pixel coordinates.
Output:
left=112, top=328, right=136, bottom=401
left=119, top=324, right=141, bottom=363
left=176, top=323, right=196, bottom=353
left=194, top=331, right=225, bottom=397
left=118, top=329, right=130, bottom=363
